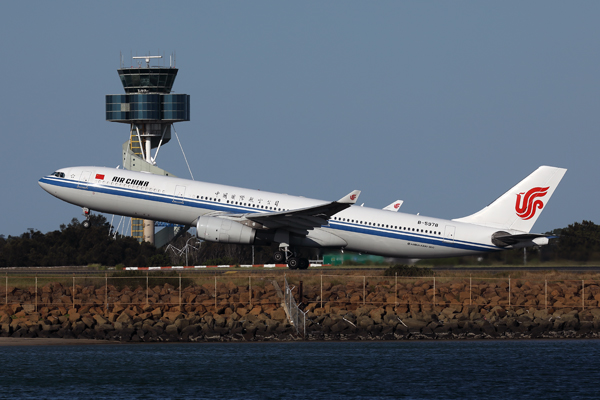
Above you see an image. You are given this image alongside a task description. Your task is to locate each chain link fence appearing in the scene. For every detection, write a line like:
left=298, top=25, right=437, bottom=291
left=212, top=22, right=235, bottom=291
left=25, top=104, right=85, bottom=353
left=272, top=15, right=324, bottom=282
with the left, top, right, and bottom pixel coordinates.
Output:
left=284, top=276, right=309, bottom=336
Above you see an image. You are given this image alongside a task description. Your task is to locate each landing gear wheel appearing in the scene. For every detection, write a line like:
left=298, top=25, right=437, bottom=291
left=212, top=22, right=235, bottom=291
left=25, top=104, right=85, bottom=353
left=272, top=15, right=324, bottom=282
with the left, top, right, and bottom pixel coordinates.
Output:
left=273, top=251, right=285, bottom=263
left=298, top=258, right=309, bottom=270
left=287, top=257, right=299, bottom=270
left=82, top=220, right=91, bottom=229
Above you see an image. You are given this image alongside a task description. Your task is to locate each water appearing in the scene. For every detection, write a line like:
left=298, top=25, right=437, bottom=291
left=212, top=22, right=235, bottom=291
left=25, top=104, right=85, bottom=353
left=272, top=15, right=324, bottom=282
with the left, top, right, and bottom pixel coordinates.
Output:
left=1, top=340, right=599, bottom=399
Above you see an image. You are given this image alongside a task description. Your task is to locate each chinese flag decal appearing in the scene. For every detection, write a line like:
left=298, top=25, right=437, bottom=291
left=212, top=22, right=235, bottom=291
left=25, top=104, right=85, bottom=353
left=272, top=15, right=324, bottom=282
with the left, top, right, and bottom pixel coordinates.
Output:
left=95, top=174, right=105, bottom=180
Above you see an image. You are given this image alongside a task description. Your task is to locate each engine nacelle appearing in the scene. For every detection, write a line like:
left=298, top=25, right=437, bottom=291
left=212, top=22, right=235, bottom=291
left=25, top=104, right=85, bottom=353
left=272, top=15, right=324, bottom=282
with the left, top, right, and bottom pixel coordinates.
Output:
left=196, top=216, right=256, bottom=244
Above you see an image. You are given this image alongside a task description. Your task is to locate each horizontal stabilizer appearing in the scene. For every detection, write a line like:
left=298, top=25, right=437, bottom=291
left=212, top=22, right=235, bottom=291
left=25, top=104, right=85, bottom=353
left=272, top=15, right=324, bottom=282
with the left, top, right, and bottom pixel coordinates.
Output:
left=492, top=232, right=552, bottom=248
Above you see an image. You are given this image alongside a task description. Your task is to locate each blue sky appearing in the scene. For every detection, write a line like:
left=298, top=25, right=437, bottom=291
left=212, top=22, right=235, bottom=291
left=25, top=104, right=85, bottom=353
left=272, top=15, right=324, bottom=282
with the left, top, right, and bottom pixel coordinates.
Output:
left=1, top=2, right=598, bottom=236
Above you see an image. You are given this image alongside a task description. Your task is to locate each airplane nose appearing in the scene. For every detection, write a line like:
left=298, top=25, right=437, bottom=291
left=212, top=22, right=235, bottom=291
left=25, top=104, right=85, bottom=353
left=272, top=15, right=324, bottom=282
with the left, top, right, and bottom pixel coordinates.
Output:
left=39, top=177, right=53, bottom=194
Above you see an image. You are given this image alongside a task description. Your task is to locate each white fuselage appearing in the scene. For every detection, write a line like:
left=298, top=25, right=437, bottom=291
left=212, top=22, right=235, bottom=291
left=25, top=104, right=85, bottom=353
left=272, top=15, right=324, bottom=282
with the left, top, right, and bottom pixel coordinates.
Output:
left=39, top=166, right=510, bottom=258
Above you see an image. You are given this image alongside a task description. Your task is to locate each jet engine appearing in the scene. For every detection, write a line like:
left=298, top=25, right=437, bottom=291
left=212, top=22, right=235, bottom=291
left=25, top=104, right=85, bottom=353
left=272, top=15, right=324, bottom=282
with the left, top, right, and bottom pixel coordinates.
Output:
left=196, top=216, right=256, bottom=244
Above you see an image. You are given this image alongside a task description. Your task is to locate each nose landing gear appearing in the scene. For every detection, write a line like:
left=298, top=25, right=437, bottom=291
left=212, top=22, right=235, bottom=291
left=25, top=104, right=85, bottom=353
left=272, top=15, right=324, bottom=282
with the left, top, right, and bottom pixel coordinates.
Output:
left=82, top=207, right=91, bottom=229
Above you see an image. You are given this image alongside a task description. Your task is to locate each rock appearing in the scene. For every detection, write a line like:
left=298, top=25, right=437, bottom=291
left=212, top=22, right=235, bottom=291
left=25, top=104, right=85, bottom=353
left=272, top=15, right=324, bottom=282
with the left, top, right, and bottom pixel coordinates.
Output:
left=175, top=318, right=190, bottom=331
left=93, top=314, right=107, bottom=325
left=490, top=306, right=507, bottom=318
left=72, top=321, right=86, bottom=335
left=264, top=319, right=279, bottom=332
left=356, top=316, right=374, bottom=329
left=151, top=307, right=162, bottom=318
left=368, top=324, right=383, bottom=335
left=383, top=314, right=399, bottom=328
left=96, top=323, right=114, bottom=332
left=434, top=325, right=451, bottom=334
left=165, top=324, right=179, bottom=335
left=249, top=306, right=263, bottom=316
left=369, top=309, right=384, bottom=324
left=164, top=311, right=183, bottom=322
left=181, top=324, right=201, bottom=340
left=579, top=322, right=593, bottom=335
left=1, top=323, right=12, bottom=335
left=82, top=316, right=95, bottom=328
left=271, top=308, right=287, bottom=322
left=116, top=313, right=131, bottom=323
left=565, top=319, right=580, bottom=330
left=355, top=307, right=372, bottom=318
left=213, top=314, right=227, bottom=327
left=403, top=318, right=427, bottom=333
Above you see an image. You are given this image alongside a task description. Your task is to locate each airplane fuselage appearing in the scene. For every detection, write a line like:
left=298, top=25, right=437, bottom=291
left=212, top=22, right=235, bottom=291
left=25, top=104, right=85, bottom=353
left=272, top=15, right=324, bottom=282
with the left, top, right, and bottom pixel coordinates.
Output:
left=39, top=166, right=512, bottom=259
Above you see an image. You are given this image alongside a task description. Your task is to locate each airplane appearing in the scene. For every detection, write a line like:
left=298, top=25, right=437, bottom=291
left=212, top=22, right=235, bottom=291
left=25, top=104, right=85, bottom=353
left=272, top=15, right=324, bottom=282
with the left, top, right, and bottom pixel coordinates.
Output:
left=39, top=165, right=566, bottom=269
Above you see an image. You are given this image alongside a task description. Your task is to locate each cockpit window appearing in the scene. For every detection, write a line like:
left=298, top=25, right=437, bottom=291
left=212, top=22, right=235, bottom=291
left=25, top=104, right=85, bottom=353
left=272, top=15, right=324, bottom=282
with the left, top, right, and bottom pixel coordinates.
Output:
left=52, top=172, right=65, bottom=178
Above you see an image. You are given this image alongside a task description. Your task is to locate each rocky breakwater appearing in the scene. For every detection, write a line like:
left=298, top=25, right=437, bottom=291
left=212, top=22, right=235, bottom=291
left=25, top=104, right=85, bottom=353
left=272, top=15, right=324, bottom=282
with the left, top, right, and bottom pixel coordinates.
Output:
left=0, top=282, right=297, bottom=342
left=1, top=278, right=600, bottom=341
left=300, top=278, right=600, bottom=340
left=303, top=304, right=600, bottom=340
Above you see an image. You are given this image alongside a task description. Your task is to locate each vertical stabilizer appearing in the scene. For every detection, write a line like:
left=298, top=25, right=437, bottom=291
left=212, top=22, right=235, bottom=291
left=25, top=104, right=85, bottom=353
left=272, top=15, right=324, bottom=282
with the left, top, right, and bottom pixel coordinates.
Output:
left=452, top=166, right=566, bottom=232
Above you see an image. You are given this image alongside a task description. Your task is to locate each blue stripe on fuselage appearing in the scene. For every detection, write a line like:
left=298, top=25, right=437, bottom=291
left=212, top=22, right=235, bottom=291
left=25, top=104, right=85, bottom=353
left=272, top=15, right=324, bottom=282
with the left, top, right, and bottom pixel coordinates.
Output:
left=328, top=221, right=497, bottom=253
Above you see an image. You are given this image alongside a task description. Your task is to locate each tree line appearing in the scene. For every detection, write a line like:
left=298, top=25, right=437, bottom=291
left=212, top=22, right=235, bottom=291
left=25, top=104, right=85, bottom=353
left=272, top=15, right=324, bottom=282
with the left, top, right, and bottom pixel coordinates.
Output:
left=0, top=216, right=598, bottom=268
left=0, top=216, right=170, bottom=268
left=421, top=220, right=600, bottom=266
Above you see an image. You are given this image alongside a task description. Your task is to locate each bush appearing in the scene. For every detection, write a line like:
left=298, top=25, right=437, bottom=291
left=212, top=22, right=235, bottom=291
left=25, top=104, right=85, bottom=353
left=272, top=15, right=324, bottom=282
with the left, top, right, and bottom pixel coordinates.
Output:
left=383, top=264, right=434, bottom=277
left=108, top=270, right=195, bottom=290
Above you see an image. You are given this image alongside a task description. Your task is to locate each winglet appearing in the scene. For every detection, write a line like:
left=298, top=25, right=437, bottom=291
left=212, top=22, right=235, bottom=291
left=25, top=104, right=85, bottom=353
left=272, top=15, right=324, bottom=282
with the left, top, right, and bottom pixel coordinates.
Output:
left=338, top=190, right=361, bottom=204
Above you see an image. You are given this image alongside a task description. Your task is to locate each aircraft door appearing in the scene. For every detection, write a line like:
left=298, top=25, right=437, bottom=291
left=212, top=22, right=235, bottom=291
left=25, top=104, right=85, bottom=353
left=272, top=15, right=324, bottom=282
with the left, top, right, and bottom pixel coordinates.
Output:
left=174, top=185, right=186, bottom=204
left=443, top=225, right=456, bottom=243
left=78, top=171, right=92, bottom=189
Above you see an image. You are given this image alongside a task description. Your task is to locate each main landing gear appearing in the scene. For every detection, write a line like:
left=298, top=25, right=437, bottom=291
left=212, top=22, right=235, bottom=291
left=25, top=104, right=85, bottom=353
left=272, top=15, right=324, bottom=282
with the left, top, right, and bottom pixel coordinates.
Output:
left=82, top=207, right=91, bottom=229
left=273, top=230, right=309, bottom=269
left=273, top=247, right=309, bottom=270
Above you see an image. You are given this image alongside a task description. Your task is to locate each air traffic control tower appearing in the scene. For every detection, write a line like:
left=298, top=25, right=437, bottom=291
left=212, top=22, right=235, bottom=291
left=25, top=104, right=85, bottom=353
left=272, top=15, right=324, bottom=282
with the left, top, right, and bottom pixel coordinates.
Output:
left=106, top=54, right=190, bottom=244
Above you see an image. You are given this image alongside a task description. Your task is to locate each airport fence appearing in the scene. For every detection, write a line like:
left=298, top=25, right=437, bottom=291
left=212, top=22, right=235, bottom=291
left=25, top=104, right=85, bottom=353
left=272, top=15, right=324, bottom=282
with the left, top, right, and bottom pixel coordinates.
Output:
left=284, top=276, right=309, bottom=336
left=2, top=272, right=600, bottom=314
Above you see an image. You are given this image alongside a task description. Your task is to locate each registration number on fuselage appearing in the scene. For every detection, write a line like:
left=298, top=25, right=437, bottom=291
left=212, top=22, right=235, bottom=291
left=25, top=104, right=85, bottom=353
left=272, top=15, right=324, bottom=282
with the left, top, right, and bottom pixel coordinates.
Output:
left=417, top=220, right=439, bottom=227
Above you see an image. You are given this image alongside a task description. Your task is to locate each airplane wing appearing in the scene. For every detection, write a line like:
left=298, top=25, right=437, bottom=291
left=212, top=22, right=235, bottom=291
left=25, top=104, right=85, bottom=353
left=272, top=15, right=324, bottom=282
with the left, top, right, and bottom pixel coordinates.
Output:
left=242, top=190, right=360, bottom=235
left=383, top=200, right=403, bottom=212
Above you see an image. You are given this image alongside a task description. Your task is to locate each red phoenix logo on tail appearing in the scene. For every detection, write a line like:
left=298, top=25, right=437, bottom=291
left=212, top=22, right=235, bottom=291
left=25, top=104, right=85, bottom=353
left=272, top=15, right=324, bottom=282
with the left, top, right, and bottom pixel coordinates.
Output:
left=350, top=194, right=357, bottom=201
left=515, top=187, right=549, bottom=220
